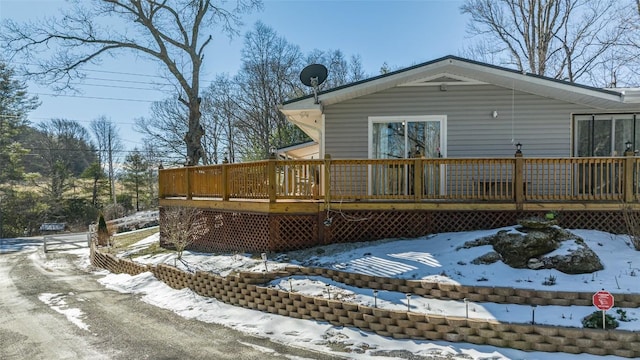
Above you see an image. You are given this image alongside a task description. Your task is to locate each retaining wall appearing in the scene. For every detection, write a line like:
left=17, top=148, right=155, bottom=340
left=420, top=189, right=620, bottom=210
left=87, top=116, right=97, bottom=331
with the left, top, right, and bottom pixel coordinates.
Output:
left=91, top=246, right=640, bottom=358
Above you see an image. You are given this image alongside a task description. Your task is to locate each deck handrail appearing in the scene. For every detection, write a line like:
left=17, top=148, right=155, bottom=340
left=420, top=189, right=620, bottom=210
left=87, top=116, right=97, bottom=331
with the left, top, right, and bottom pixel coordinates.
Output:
left=158, top=154, right=640, bottom=206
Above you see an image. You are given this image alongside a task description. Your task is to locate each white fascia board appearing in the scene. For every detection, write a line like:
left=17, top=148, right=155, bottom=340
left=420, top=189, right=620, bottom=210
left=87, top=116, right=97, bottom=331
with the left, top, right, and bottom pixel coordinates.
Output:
left=280, top=107, right=323, bottom=142
left=451, top=60, right=625, bottom=107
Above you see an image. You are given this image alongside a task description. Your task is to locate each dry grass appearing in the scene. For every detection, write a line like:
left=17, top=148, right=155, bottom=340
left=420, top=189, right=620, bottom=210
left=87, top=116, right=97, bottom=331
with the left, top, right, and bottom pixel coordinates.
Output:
left=103, top=226, right=163, bottom=255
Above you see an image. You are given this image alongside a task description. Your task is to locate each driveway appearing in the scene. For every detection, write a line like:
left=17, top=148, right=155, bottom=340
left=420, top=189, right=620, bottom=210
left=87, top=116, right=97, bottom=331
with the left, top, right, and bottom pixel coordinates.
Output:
left=0, top=237, right=341, bottom=360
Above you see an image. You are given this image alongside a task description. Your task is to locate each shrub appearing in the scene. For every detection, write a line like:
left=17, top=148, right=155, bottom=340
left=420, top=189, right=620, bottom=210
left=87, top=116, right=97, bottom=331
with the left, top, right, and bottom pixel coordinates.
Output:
left=161, top=207, right=209, bottom=261
left=97, top=212, right=111, bottom=246
left=582, top=311, right=619, bottom=329
left=621, top=204, right=640, bottom=250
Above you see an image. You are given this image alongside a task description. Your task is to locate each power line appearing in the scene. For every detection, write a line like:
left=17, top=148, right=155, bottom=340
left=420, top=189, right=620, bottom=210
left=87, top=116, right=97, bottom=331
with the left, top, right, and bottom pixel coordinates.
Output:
left=31, top=92, right=156, bottom=103
left=9, top=61, right=218, bottom=85
left=69, top=82, right=168, bottom=92
left=83, top=76, right=173, bottom=86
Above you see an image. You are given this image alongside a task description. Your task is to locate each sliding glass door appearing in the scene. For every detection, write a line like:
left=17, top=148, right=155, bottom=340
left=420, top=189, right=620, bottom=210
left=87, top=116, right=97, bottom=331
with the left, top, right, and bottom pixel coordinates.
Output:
left=370, top=116, right=445, bottom=196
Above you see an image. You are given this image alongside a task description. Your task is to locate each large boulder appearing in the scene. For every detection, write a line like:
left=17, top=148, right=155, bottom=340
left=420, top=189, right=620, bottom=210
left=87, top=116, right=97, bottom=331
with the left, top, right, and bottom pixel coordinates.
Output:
left=492, top=229, right=559, bottom=268
left=462, top=218, right=605, bottom=274
left=541, top=240, right=604, bottom=274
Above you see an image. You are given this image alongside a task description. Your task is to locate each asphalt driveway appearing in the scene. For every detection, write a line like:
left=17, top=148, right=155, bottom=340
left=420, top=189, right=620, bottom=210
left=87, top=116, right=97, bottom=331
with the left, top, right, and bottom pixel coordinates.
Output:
left=0, top=238, right=340, bottom=360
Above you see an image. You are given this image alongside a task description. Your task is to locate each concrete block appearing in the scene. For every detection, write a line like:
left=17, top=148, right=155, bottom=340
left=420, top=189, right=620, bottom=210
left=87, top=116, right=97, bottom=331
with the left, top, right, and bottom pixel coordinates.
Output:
left=353, top=319, right=369, bottom=329
left=338, top=316, right=353, bottom=326
left=476, top=328, right=497, bottom=338
left=583, top=346, right=608, bottom=356
left=486, top=294, right=506, bottom=303
left=509, top=340, right=531, bottom=351
left=486, top=338, right=509, bottom=348
left=446, top=317, right=467, bottom=327
left=612, top=348, right=636, bottom=358
left=415, top=322, right=434, bottom=331
left=464, top=335, right=485, bottom=345
left=423, top=330, right=443, bottom=340
left=443, top=332, right=464, bottom=342
left=608, top=330, right=637, bottom=342
left=582, top=328, right=609, bottom=340
left=493, top=287, right=515, bottom=296
left=498, top=331, right=520, bottom=341
left=362, top=313, right=378, bottom=323
left=407, top=312, right=425, bottom=322
left=388, top=310, right=408, bottom=320
left=347, top=311, right=363, bottom=320
left=374, top=330, right=392, bottom=337
left=426, top=314, right=447, bottom=325
left=379, top=317, right=396, bottom=326
left=404, top=327, right=423, bottom=339
left=531, top=342, right=557, bottom=352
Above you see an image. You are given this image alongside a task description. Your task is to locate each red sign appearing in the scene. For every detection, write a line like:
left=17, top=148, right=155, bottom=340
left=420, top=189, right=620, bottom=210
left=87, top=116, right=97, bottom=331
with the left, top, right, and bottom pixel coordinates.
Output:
left=593, top=291, right=614, bottom=310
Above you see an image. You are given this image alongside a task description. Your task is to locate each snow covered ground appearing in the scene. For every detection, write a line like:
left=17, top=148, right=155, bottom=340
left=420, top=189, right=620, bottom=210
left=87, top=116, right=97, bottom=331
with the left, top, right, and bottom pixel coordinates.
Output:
left=73, top=226, right=639, bottom=359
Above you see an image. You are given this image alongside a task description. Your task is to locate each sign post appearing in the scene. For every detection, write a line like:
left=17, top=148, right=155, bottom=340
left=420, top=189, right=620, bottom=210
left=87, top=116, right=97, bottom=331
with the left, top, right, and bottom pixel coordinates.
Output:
left=593, top=290, right=614, bottom=330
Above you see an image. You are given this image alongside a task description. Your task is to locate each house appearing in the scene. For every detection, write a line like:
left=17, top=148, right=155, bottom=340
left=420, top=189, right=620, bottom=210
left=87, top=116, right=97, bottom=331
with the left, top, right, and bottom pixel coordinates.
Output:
left=280, top=55, right=640, bottom=161
left=159, top=56, right=640, bottom=253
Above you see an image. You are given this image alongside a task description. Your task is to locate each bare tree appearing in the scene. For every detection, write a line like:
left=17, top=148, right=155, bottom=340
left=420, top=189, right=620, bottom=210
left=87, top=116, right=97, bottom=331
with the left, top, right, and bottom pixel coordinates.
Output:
left=234, top=21, right=305, bottom=160
left=460, top=0, right=627, bottom=84
left=201, top=74, right=241, bottom=163
left=135, top=98, right=189, bottom=165
left=91, top=117, right=123, bottom=205
left=2, top=0, right=261, bottom=166
left=306, top=49, right=367, bottom=90
left=161, top=206, right=209, bottom=261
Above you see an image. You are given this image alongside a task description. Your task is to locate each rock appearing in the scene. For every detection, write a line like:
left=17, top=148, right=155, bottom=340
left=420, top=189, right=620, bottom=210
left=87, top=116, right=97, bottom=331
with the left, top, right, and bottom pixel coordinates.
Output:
left=527, top=258, right=545, bottom=270
left=457, top=236, right=493, bottom=250
left=517, top=217, right=558, bottom=229
left=464, top=222, right=604, bottom=275
left=541, top=240, right=604, bottom=274
left=471, top=252, right=502, bottom=265
left=493, top=230, right=559, bottom=268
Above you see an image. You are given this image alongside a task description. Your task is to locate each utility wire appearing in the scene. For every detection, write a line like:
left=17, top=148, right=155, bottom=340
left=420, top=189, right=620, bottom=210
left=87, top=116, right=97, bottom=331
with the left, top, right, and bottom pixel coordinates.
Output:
left=31, top=92, right=156, bottom=103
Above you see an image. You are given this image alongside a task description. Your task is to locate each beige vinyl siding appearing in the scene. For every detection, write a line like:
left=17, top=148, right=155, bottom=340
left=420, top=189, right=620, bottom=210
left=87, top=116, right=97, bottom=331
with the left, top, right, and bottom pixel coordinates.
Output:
left=323, top=84, right=600, bottom=159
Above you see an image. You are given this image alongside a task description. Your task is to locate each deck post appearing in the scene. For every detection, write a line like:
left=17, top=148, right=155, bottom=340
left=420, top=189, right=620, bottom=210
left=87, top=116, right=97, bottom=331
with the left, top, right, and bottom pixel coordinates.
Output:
left=414, top=157, right=423, bottom=201
left=268, top=156, right=277, bottom=203
left=158, top=165, right=164, bottom=199
left=624, top=149, right=635, bottom=203
left=324, top=154, right=332, bottom=204
left=514, top=150, right=524, bottom=209
left=221, top=163, right=229, bottom=201
left=185, top=167, right=192, bottom=200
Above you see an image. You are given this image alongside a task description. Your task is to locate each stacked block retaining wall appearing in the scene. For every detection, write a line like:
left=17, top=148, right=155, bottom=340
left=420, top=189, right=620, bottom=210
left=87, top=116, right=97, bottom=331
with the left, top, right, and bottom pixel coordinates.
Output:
left=91, top=246, right=640, bottom=358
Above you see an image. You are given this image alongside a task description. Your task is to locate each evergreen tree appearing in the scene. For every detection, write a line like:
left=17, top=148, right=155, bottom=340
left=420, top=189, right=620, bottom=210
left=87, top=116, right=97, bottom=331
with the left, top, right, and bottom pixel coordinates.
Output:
left=122, top=149, right=150, bottom=212
left=97, top=212, right=110, bottom=246
left=0, top=60, right=39, bottom=184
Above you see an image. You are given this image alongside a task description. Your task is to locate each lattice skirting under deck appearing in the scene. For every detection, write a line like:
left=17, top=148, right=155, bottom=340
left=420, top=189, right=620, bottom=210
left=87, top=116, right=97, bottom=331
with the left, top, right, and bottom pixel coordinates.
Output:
left=159, top=208, right=634, bottom=253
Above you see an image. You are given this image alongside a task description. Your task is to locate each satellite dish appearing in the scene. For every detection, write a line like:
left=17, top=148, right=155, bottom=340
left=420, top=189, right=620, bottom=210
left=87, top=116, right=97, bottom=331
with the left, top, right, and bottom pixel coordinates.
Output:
left=299, top=64, right=328, bottom=104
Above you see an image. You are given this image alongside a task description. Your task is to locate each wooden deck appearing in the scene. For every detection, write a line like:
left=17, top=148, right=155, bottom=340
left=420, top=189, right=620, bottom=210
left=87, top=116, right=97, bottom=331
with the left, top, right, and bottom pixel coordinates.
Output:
left=159, top=154, right=640, bottom=211
left=157, top=154, right=640, bottom=253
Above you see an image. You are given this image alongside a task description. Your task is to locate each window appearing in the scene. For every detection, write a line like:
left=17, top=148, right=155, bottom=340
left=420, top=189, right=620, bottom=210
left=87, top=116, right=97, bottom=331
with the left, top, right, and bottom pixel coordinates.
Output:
left=574, top=114, right=638, bottom=156
left=369, top=115, right=445, bottom=159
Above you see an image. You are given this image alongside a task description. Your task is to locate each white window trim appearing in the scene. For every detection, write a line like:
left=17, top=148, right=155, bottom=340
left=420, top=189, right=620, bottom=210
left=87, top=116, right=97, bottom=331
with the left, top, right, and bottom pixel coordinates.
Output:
left=367, top=115, right=447, bottom=159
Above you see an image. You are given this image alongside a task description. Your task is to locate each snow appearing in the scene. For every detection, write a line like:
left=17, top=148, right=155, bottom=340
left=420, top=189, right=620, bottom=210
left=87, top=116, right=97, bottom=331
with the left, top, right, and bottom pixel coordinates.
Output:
left=38, top=292, right=90, bottom=331
left=69, top=226, right=640, bottom=359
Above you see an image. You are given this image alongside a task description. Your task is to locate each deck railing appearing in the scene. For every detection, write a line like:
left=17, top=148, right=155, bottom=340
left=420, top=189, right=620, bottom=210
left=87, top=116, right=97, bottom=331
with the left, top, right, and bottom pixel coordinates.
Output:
left=159, top=154, right=640, bottom=205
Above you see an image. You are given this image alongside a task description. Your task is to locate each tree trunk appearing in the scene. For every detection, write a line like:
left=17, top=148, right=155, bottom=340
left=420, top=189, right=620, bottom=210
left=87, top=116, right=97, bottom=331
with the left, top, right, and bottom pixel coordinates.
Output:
left=185, top=99, right=206, bottom=166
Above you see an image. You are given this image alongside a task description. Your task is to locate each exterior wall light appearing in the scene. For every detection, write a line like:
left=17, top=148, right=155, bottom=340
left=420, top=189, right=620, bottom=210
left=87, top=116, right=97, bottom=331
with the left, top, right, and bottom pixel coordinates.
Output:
left=516, top=142, right=522, bottom=154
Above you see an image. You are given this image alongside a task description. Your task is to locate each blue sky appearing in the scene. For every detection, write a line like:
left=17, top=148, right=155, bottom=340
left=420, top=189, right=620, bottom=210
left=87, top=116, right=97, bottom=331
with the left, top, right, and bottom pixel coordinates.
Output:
left=1, top=0, right=470, bottom=151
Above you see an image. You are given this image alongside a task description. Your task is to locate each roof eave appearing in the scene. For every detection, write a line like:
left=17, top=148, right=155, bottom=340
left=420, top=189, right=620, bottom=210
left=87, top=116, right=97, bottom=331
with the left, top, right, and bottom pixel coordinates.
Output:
left=281, top=55, right=631, bottom=111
